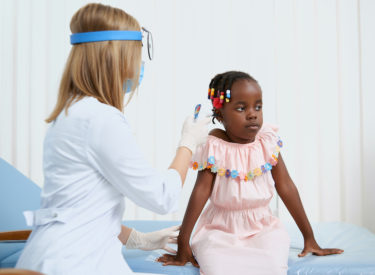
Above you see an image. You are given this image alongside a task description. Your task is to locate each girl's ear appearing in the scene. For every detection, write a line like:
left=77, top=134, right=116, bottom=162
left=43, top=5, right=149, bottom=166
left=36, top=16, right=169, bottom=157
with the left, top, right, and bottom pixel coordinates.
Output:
left=214, top=109, right=223, bottom=123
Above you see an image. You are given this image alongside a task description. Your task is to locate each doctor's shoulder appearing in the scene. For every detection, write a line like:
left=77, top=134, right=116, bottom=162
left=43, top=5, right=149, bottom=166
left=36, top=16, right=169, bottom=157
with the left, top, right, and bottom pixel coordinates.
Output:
left=82, top=96, right=131, bottom=130
left=75, top=96, right=126, bottom=121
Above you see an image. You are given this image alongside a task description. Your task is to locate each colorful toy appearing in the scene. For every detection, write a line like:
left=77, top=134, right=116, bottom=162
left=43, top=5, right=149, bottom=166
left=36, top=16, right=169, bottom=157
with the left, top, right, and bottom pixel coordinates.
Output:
left=194, top=104, right=201, bottom=120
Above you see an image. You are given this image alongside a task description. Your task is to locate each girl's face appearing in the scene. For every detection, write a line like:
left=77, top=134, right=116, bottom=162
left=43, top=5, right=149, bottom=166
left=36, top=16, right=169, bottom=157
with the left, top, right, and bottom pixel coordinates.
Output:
left=218, top=79, right=263, bottom=144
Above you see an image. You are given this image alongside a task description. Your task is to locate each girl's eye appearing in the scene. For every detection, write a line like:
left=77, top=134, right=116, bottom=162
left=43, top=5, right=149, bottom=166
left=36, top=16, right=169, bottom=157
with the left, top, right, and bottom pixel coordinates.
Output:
left=236, top=106, right=245, bottom=112
left=255, top=105, right=262, bottom=111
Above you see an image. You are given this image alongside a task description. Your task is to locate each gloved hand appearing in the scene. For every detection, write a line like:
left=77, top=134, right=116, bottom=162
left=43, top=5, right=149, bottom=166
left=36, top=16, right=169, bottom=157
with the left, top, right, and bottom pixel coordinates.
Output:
left=126, top=225, right=180, bottom=253
left=178, top=115, right=211, bottom=154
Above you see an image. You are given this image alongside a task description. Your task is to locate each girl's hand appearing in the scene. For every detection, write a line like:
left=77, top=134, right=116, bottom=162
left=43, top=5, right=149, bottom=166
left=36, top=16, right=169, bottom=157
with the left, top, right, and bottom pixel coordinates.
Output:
left=157, top=245, right=199, bottom=267
left=299, top=238, right=344, bottom=257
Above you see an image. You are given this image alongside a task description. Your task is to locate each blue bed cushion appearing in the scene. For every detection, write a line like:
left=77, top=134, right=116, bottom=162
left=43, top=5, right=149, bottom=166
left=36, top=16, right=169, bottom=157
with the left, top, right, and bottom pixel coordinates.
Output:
left=0, top=242, right=24, bottom=268
left=0, top=158, right=41, bottom=232
left=123, top=221, right=375, bottom=274
left=1, top=221, right=375, bottom=274
left=286, top=221, right=375, bottom=274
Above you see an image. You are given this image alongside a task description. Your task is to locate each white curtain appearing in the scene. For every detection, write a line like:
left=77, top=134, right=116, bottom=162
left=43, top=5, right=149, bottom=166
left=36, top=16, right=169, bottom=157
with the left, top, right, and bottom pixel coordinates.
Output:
left=0, top=0, right=374, bottom=232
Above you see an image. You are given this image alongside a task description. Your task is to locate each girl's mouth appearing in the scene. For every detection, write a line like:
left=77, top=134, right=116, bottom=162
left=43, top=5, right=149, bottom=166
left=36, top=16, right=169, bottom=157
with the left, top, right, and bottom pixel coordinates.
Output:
left=246, top=124, right=260, bottom=130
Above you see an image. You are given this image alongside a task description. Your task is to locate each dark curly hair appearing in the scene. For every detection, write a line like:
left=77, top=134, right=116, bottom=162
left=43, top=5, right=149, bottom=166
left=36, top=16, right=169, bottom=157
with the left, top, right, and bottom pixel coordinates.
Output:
left=208, top=71, right=258, bottom=123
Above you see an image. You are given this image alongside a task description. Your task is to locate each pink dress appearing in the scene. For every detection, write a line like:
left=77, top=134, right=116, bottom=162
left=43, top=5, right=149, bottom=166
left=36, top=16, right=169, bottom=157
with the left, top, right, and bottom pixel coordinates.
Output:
left=190, top=124, right=290, bottom=275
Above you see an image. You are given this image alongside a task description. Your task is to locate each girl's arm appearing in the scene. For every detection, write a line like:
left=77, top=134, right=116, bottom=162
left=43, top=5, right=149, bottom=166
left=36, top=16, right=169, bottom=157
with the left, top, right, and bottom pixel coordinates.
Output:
left=157, top=169, right=215, bottom=267
left=272, top=153, right=343, bottom=257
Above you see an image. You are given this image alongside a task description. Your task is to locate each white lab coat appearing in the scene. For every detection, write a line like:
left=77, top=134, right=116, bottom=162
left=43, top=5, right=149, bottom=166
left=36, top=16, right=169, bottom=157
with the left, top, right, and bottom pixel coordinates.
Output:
left=16, top=96, right=181, bottom=275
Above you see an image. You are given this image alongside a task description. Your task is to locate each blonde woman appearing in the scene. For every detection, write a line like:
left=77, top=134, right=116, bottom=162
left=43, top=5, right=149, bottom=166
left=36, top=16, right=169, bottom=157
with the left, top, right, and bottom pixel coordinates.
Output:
left=15, top=3, right=209, bottom=275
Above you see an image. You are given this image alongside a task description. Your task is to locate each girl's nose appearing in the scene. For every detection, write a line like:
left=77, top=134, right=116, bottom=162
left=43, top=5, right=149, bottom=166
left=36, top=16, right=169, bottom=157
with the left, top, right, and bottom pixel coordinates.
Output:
left=246, top=110, right=257, bottom=120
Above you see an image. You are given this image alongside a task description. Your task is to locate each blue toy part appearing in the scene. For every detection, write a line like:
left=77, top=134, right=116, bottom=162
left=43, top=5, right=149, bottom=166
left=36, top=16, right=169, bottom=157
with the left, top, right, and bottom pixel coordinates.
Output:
left=194, top=104, right=201, bottom=120
left=70, top=30, right=142, bottom=44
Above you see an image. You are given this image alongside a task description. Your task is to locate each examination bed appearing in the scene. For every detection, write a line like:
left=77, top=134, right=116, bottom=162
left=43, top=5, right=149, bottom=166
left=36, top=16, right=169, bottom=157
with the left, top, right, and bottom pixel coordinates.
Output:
left=1, top=158, right=375, bottom=274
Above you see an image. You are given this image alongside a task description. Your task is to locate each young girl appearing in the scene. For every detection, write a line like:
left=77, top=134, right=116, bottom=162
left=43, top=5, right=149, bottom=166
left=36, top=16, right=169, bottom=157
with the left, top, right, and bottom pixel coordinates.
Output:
left=158, top=71, right=343, bottom=274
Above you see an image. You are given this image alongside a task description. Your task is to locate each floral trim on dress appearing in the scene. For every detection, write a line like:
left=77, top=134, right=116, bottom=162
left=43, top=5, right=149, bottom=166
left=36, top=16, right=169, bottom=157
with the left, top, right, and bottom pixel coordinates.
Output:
left=190, top=139, right=283, bottom=182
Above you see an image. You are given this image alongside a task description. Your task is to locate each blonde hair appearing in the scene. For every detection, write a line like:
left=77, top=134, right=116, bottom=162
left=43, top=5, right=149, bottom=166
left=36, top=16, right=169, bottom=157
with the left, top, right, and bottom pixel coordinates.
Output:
left=46, top=3, right=142, bottom=123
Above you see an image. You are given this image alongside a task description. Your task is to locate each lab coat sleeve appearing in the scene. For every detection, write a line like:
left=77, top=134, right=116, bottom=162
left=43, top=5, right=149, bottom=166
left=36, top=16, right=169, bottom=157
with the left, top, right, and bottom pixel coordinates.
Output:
left=86, top=111, right=182, bottom=214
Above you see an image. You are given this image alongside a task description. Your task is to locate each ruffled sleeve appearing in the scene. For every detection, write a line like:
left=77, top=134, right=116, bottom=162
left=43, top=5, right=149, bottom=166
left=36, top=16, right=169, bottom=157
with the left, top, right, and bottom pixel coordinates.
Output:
left=190, top=124, right=283, bottom=181
left=258, top=124, right=283, bottom=167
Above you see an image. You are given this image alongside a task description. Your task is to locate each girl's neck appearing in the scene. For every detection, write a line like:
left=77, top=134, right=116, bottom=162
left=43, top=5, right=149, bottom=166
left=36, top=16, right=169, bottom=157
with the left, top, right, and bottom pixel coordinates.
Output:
left=210, top=129, right=256, bottom=144
left=225, top=131, right=256, bottom=144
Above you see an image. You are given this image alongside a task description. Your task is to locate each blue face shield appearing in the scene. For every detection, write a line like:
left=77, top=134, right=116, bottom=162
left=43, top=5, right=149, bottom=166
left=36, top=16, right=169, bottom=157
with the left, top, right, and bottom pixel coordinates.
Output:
left=70, top=29, right=153, bottom=94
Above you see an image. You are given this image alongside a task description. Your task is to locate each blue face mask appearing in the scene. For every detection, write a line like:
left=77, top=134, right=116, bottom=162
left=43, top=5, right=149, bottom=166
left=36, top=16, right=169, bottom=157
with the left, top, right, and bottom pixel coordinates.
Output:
left=124, top=61, right=145, bottom=94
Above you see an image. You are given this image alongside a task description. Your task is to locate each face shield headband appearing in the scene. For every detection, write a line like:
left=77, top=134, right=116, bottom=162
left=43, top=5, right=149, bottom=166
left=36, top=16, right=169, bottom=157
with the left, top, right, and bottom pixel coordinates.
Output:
left=71, top=29, right=141, bottom=42
left=70, top=28, right=153, bottom=60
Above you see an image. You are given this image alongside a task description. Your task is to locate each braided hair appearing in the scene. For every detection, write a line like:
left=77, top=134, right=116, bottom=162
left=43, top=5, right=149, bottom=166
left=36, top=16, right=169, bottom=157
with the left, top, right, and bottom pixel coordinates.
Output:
left=208, top=71, right=258, bottom=123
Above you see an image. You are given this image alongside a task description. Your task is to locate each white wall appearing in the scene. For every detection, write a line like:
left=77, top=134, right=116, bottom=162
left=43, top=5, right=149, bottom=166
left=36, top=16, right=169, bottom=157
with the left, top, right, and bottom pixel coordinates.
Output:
left=0, top=0, right=374, bottom=232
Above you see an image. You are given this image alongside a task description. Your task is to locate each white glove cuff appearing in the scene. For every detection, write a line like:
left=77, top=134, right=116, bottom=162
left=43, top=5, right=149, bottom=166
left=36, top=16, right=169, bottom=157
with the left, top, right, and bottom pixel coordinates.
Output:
left=178, top=136, right=196, bottom=155
left=125, top=229, right=144, bottom=249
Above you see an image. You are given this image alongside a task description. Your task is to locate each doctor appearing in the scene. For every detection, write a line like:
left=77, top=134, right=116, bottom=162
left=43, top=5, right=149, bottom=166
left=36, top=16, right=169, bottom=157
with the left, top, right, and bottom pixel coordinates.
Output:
left=16, top=3, right=209, bottom=275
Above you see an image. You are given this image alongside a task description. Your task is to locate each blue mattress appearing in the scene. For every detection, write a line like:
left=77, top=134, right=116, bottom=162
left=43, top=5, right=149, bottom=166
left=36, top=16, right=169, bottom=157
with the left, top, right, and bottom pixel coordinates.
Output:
left=285, top=221, right=375, bottom=274
left=1, top=221, right=375, bottom=274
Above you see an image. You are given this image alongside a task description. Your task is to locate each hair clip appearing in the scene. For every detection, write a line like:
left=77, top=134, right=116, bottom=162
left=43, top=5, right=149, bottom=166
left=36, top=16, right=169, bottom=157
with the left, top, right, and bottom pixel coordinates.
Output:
left=226, top=90, right=231, bottom=102
left=210, top=88, right=215, bottom=99
left=220, top=92, right=224, bottom=104
left=208, top=88, right=211, bottom=99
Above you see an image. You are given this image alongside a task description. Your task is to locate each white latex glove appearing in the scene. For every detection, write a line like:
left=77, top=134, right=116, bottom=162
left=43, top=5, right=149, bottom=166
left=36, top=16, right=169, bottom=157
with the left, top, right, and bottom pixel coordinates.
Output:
left=126, top=225, right=180, bottom=254
left=178, top=115, right=211, bottom=154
